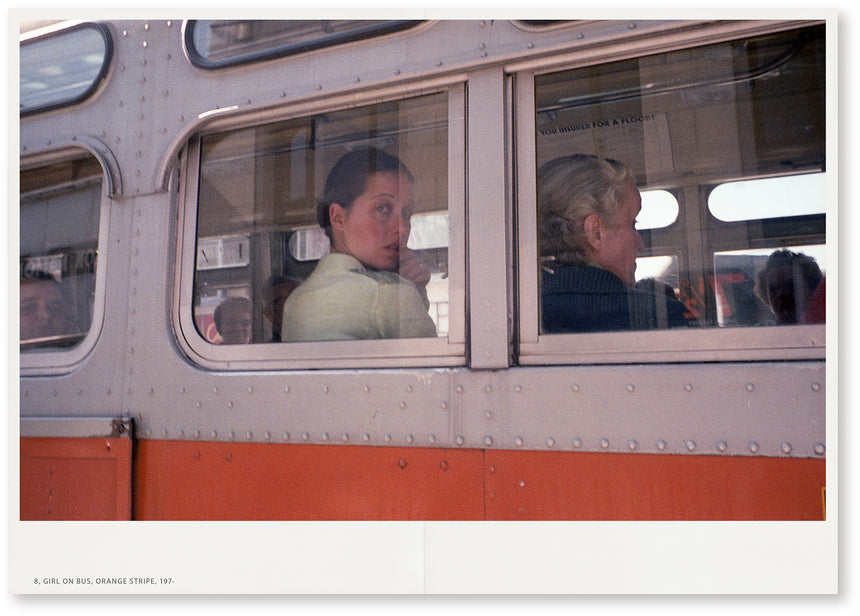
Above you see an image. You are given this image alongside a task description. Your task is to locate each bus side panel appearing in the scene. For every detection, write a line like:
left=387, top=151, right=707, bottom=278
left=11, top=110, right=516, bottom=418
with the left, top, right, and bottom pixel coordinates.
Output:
left=134, top=440, right=486, bottom=520
left=20, top=437, right=133, bottom=521
left=485, top=451, right=826, bottom=520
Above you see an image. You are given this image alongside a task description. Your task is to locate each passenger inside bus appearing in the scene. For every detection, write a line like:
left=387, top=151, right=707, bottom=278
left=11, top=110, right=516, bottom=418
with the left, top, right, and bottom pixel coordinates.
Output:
left=538, top=154, right=696, bottom=333
left=261, top=275, right=299, bottom=342
left=213, top=296, right=252, bottom=344
left=20, top=270, right=78, bottom=342
left=755, top=249, right=825, bottom=325
left=280, top=147, right=437, bottom=341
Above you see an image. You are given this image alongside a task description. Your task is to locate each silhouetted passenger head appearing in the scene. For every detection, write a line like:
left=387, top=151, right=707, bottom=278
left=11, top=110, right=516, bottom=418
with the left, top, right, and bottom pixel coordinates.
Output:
left=20, top=270, right=76, bottom=341
left=755, top=249, right=823, bottom=324
left=213, top=296, right=252, bottom=344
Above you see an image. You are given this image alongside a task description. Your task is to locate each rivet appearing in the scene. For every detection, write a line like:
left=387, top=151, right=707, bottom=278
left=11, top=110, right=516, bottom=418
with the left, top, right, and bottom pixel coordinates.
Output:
left=488, top=492, right=496, bottom=500
left=284, top=386, right=291, bottom=394
left=685, top=440, right=697, bottom=452
left=518, top=480, right=526, bottom=487
left=406, top=385, right=413, bottom=393
left=428, top=434, right=436, bottom=444
left=684, top=383, right=693, bottom=392
left=162, top=430, right=169, bottom=437
left=342, top=434, right=349, bottom=443
left=514, top=385, right=522, bottom=392
left=571, top=384, right=580, bottom=392
left=484, top=436, right=494, bottom=447
left=515, top=437, right=524, bottom=447
left=436, top=60, right=443, bottom=66
left=527, top=42, right=535, bottom=49
left=178, top=430, right=184, bottom=437
left=210, top=430, right=217, bottom=439
left=577, top=32, right=585, bottom=39
left=283, top=432, right=290, bottom=441
left=302, top=432, right=310, bottom=441
left=228, top=430, right=235, bottom=440
left=717, top=441, right=728, bottom=453
left=488, top=466, right=496, bottom=474
left=600, top=438, right=610, bottom=449
left=440, top=461, right=449, bottom=471
left=246, top=431, right=253, bottom=440
left=406, top=434, right=414, bottom=444
left=363, top=433, right=370, bottom=442
left=626, top=384, right=635, bottom=392
left=572, top=438, right=582, bottom=448
left=142, top=41, right=148, bottom=48
left=812, top=383, right=821, bottom=392
left=456, top=385, right=464, bottom=393
left=746, top=383, right=755, bottom=392
left=400, top=401, right=407, bottom=409
left=213, top=387, right=218, bottom=394
left=478, top=42, right=486, bottom=49
left=394, top=69, right=401, bottom=75
left=354, top=77, right=361, bottom=83
left=441, top=401, right=449, bottom=409
left=225, top=453, right=232, bottom=461
left=384, top=434, right=392, bottom=443
left=398, top=459, right=408, bottom=469
left=627, top=439, right=638, bottom=451
left=814, top=443, right=825, bottom=455
left=264, top=431, right=271, bottom=440
left=781, top=442, right=793, bottom=455
left=628, top=22, right=637, bottom=29
left=144, top=23, right=150, bottom=30
left=749, top=441, right=760, bottom=453
left=364, top=385, right=370, bottom=393
left=322, top=432, right=330, bottom=442
left=194, top=430, right=201, bottom=439
left=485, top=411, right=493, bottom=419
left=485, top=385, right=493, bottom=393
left=247, top=386, right=254, bottom=394
left=146, top=429, right=152, bottom=437
left=656, top=439, right=667, bottom=451
left=227, top=401, right=234, bottom=408
left=323, top=386, right=329, bottom=394
left=546, top=437, right=555, bottom=448
left=122, top=30, right=128, bottom=36
left=196, top=401, right=202, bottom=408
left=194, top=450, right=201, bottom=459
left=456, top=436, right=465, bottom=445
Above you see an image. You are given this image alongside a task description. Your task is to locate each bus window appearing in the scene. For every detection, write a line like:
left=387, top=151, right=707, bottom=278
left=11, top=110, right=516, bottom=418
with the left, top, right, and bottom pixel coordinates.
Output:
left=20, top=152, right=102, bottom=350
left=531, top=24, right=826, bottom=336
left=185, top=20, right=423, bottom=69
left=192, top=92, right=451, bottom=346
left=20, top=22, right=112, bottom=116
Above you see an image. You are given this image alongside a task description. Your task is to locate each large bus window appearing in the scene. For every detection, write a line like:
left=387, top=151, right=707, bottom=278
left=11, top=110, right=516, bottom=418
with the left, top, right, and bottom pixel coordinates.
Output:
left=531, top=24, right=826, bottom=336
left=20, top=152, right=102, bottom=350
left=192, top=92, right=451, bottom=347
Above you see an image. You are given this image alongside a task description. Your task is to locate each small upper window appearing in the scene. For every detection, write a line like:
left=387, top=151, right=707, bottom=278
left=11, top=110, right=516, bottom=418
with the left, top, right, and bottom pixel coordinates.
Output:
left=708, top=173, right=825, bottom=222
left=185, top=19, right=423, bottom=69
left=20, top=22, right=112, bottom=116
left=638, top=190, right=678, bottom=230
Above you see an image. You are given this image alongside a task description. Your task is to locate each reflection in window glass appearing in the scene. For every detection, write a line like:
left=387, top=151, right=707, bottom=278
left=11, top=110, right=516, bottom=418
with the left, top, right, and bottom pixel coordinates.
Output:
left=20, top=153, right=102, bottom=349
left=20, top=23, right=111, bottom=115
left=709, top=173, right=825, bottom=222
left=194, top=92, right=449, bottom=344
left=187, top=20, right=422, bottom=68
left=534, top=25, right=825, bottom=333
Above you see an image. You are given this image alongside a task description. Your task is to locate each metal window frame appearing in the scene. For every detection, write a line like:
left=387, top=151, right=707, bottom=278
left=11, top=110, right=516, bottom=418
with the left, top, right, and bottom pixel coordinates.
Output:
left=173, top=81, right=467, bottom=371
left=183, top=19, right=425, bottom=70
left=19, top=21, right=113, bottom=117
left=19, top=145, right=114, bottom=375
left=513, top=21, right=829, bottom=365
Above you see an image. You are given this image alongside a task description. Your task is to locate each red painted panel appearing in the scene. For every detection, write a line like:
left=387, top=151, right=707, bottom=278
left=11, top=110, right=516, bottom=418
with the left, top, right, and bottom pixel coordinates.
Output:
left=20, top=437, right=133, bottom=521
left=134, top=440, right=485, bottom=520
left=485, top=450, right=826, bottom=520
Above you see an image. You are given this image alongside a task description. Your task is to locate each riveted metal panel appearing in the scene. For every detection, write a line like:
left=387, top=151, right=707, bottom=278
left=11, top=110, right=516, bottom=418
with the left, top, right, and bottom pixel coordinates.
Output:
left=135, top=440, right=484, bottom=520
left=484, top=449, right=825, bottom=520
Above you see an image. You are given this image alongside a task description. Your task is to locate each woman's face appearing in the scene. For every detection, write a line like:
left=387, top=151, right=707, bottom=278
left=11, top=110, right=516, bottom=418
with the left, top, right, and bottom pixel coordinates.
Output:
left=329, top=171, right=414, bottom=272
left=591, top=177, right=644, bottom=286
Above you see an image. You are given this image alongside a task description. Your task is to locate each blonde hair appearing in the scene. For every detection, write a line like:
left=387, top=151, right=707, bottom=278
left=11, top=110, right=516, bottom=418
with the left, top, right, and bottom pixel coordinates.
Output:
left=538, top=154, right=632, bottom=265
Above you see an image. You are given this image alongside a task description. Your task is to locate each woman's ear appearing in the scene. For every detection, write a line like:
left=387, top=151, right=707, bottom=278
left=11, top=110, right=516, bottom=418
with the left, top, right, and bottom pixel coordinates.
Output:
left=329, top=203, right=347, bottom=232
left=583, top=212, right=603, bottom=254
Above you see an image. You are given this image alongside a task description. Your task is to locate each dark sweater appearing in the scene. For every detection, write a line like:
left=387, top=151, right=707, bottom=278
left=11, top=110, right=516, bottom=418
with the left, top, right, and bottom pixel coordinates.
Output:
left=541, top=264, right=695, bottom=333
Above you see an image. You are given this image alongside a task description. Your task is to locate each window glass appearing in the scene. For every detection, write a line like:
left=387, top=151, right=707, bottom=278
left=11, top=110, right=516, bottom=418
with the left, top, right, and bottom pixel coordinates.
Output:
left=20, top=153, right=102, bottom=349
left=534, top=25, right=825, bottom=334
left=20, top=23, right=111, bottom=115
left=709, top=173, right=825, bottom=222
left=186, top=20, right=422, bottom=68
left=193, top=92, right=449, bottom=344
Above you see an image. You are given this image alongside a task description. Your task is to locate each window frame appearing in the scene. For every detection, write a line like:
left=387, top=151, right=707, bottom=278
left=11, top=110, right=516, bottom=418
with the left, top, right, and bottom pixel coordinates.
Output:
left=19, top=21, right=113, bottom=117
left=174, top=81, right=467, bottom=371
left=513, top=30, right=828, bottom=366
left=183, top=19, right=425, bottom=70
left=19, top=145, right=113, bottom=375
